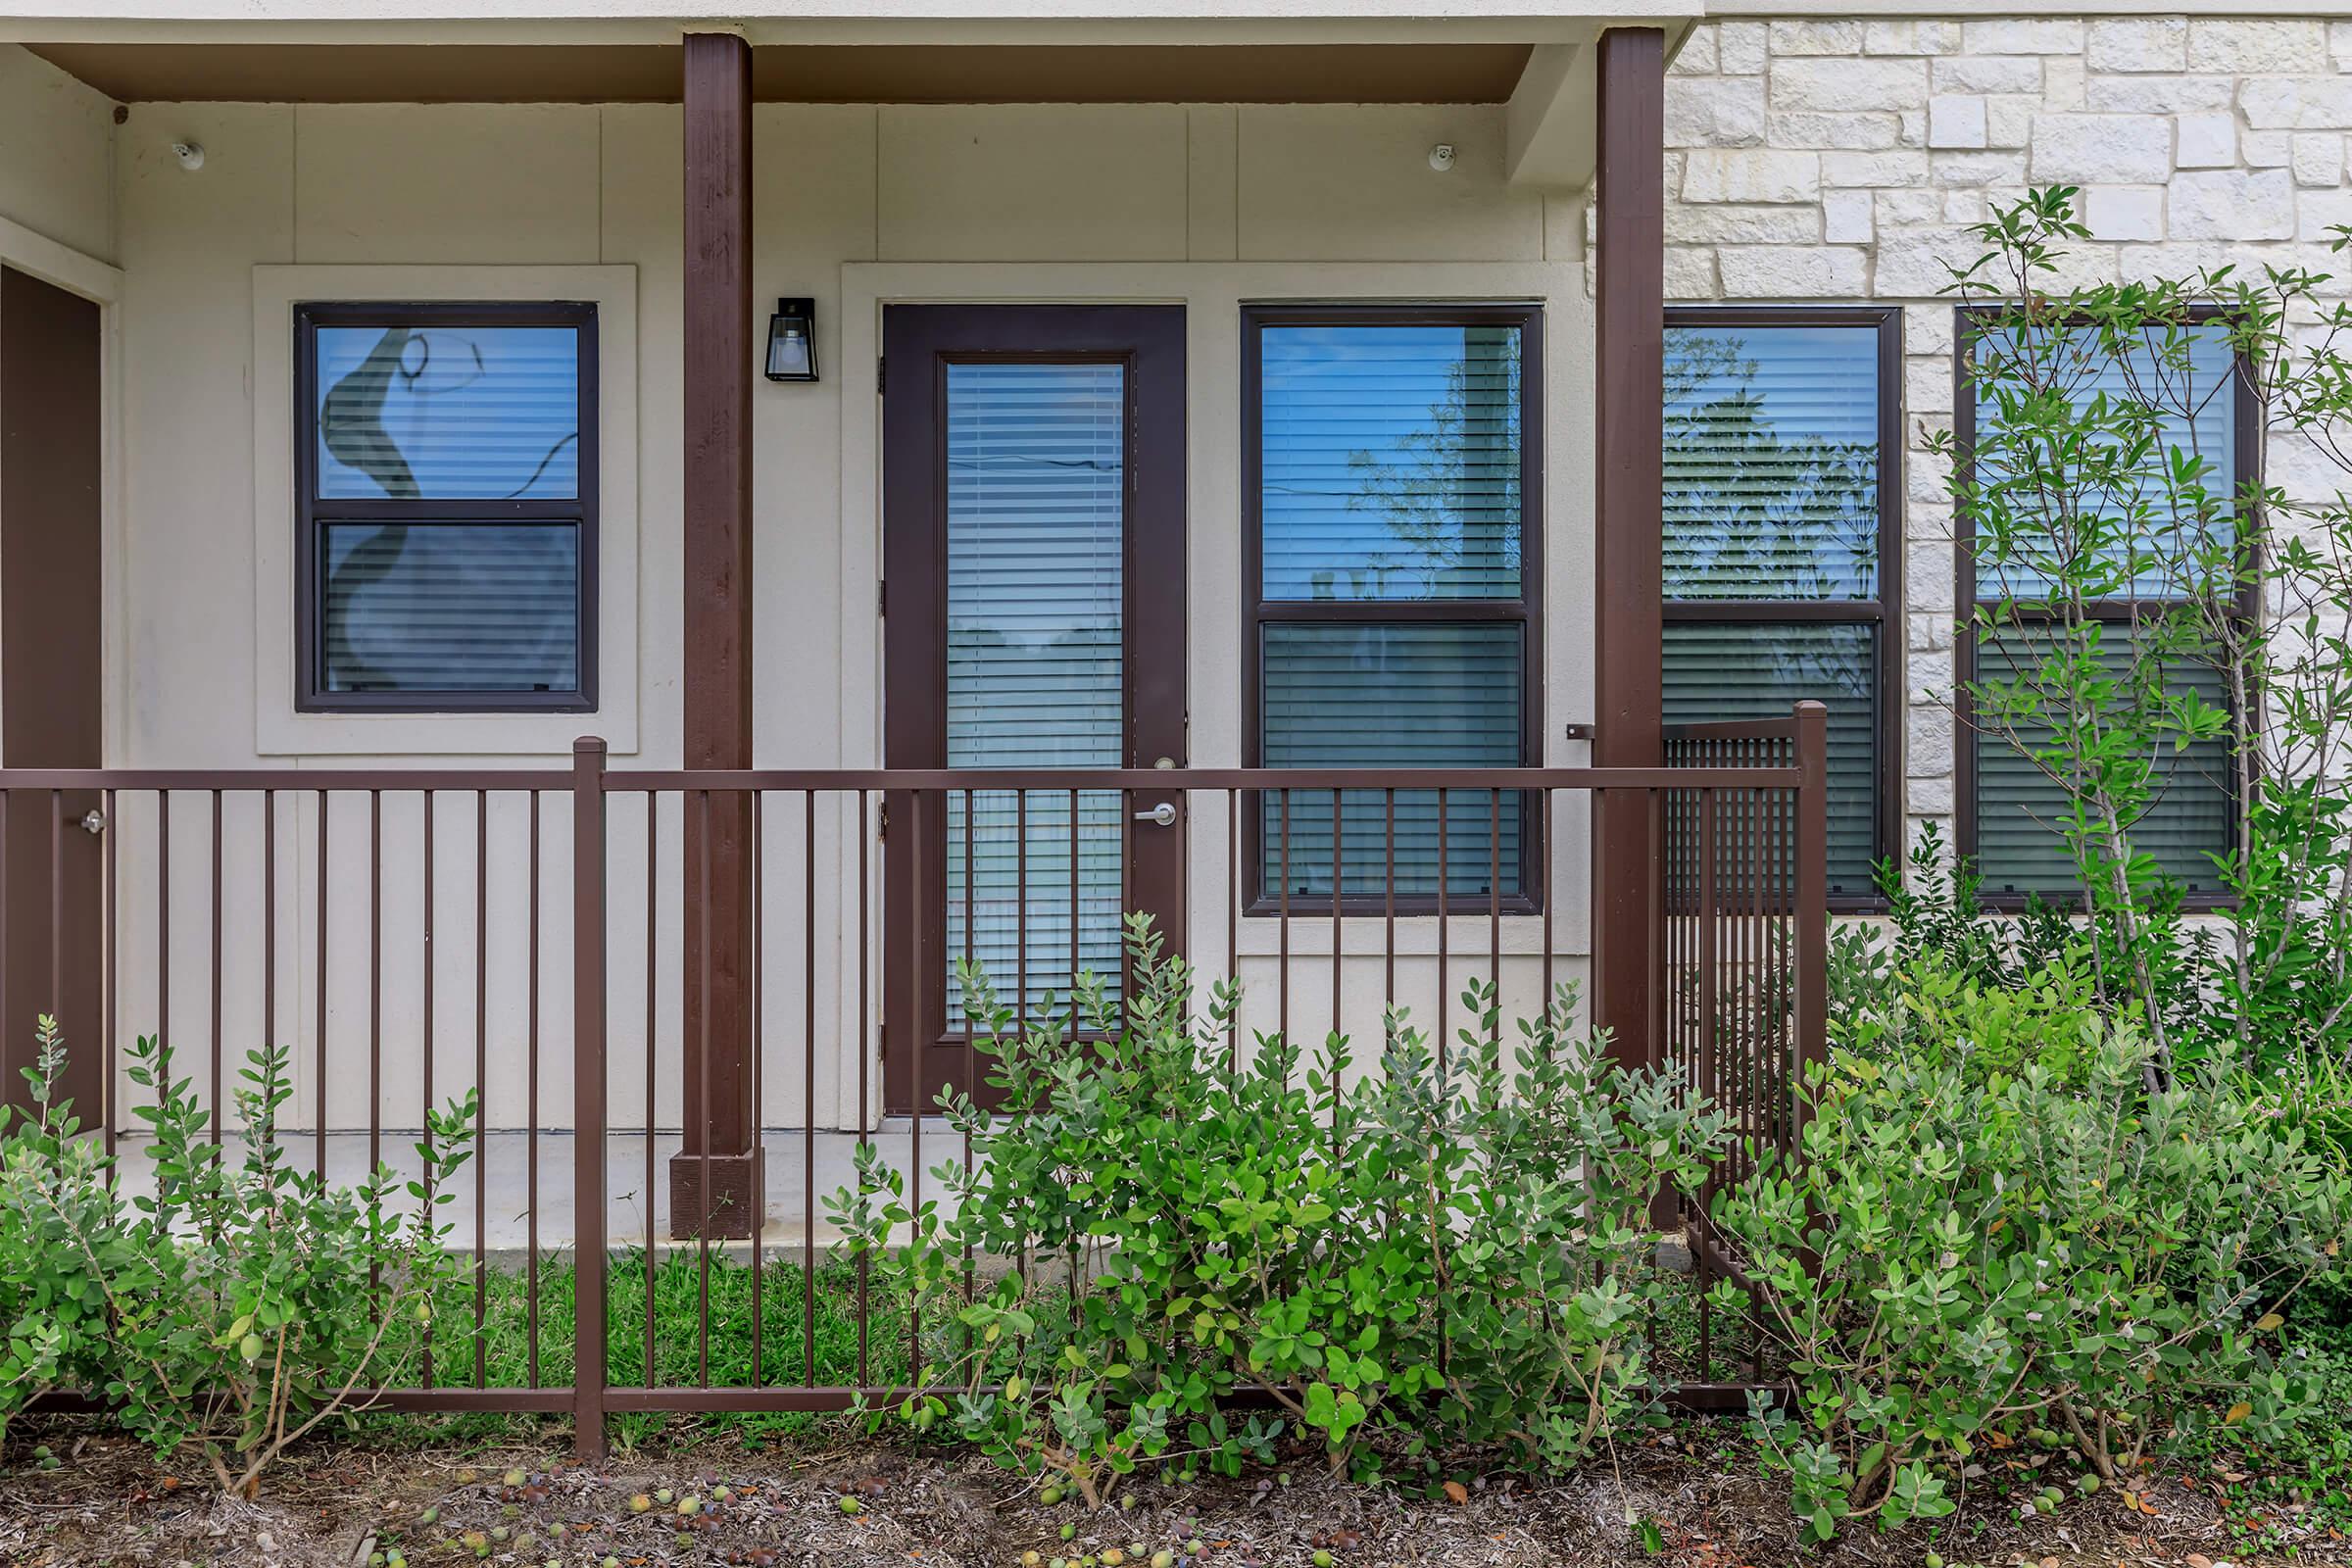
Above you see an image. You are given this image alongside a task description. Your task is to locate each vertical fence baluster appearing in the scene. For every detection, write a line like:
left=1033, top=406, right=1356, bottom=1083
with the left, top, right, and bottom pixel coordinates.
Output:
left=805, top=790, right=820, bottom=1387
left=572, top=740, right=609, bottom=1460
left=694, top=788, right=712, bottom=1386
left=263, top=791, right=274, bottom=1098
left=1277, top=789, right=1290, bottom=1064
left=907, top=789, right=925, bottom=1386
left=528, top=791, right=543, bottom=1389
left=1383, top=789, right=1396, bottom=1025
left=313, top=791, right=324, bottom=1179
left=1329, top=790, right=1343, bottom=1052
left=857, top=789, right=872, bottom=1390
left=103, top=788, right=116, bottom=1166
left=1017, top=790, right=1029, bottom=1028
left=204, top=792, right=217, bottom=1147
left=470, top=793, right=487, bottom=1385
left=422, top=791, right=436, bottom=1390
left=368, top=790, right=382, bottom=1291
left=1225, top=789, right=1239, bottom=1063
left=1540, top=789, right=1554, bottom=1024
left=644, top=793, right=659, bottom=1389
left=753, top=792, right=767, bottom=1388
left=1436, top=787, right=1448, bottom=1067
left=1488, top=790, right=1501, bottom=1044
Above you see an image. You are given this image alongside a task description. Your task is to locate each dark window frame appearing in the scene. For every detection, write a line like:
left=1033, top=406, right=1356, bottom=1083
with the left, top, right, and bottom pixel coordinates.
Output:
left=1240, top=302, right=1545, bottom=917
left=294, top=299, right=600, bottom=714
left=1662, top=303, right=1904, bottom=914
left=1951, top=301, right=2260, bottom=910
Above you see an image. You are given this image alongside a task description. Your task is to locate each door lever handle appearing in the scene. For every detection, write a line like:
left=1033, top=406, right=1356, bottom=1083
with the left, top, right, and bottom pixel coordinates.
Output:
left=1132, top=802, right=1177, bottom=828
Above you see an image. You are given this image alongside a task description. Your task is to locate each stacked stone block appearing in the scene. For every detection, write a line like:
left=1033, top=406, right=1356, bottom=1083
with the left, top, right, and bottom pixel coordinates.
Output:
left=1662, top=15, right=2352, bottom=859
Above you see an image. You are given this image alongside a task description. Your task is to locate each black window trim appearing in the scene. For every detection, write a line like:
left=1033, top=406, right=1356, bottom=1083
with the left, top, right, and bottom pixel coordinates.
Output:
left=1662, top=302, right=1904, bottom=914
left=1240, top=301, right=1545, bottom=917
left=294, top=299, right=601, bottom=715
left=1950, top=300, right=2260, bottom=910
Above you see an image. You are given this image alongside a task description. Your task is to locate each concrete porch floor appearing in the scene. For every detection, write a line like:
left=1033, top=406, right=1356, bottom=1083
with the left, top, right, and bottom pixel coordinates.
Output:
left=104, top=1125, right=967, bottom=1262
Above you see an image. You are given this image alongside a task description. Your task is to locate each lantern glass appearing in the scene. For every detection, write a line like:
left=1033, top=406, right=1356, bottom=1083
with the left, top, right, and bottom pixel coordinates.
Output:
left=764, top=298, right=817, bottom=382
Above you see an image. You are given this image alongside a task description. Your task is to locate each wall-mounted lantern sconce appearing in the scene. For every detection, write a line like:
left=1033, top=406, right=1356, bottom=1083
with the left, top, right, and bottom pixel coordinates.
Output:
left=764, top=297, right=818, bottom=382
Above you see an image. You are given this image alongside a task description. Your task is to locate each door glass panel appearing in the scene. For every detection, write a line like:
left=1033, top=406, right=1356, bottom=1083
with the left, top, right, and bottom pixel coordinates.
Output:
left=944, top=362, right=1126, bottom=1023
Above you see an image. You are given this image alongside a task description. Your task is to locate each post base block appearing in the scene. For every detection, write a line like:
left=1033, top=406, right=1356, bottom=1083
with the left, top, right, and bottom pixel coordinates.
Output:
left=666, top=1149, right=765, bottom=1242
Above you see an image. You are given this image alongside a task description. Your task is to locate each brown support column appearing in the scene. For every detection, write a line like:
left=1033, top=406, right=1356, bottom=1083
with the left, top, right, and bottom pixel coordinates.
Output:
left=674, top=30, right=760, bottom=1240
left=1591, top=26, right=1665, bottom=1074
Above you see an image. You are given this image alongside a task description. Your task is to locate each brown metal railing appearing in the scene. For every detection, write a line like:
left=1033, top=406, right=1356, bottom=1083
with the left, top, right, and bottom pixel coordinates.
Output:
left=1660, top=700, right=1830, bottom=1403
left=0, top=704, right=1828, bottom=1449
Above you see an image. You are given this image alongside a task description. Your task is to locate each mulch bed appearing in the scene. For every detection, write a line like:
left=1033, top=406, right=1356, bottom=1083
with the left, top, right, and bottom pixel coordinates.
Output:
left=0, top=1419, right=2340, bottom=1568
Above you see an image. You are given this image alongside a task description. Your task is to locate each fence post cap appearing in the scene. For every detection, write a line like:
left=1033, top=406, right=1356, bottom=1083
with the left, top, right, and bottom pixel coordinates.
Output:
left=572, top=736, right=610, bottom=757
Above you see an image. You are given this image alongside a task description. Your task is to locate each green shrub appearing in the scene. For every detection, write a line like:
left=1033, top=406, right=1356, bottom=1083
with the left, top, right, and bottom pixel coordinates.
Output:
left=827, top=915, right=1720, bottom=1496
left=1832, top=944, right=2108, bottom=1086
left=100, top=1031, right=476, bottom=1496
left=0, top=1016, right=151, bottom=1446
left=1712, top=1025, right=2352, bottom=1542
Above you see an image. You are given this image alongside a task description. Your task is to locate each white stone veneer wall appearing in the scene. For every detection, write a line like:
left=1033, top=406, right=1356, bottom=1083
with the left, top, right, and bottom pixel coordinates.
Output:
left=1661, top=15, right=2352, bottom=869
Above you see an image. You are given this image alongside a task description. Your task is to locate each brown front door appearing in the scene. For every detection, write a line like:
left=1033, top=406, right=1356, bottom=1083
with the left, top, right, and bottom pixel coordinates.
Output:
left=0, top=266, right=105, bottom=1119
left=881, top=306, right=1186, bottom=1113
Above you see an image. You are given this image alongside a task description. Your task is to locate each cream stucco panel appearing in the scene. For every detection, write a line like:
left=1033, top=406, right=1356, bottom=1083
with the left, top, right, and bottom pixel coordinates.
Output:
left=249, top=264, right=641, bottom=757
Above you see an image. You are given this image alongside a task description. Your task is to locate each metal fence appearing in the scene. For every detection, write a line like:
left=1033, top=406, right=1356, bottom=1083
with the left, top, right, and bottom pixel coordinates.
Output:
left=0, top=703, right=1827, bottom=1451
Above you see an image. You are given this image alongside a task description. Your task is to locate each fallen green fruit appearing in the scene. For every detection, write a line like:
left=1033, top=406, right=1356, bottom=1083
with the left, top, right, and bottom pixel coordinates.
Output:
left=840, top=1496, right=863, bottom=1516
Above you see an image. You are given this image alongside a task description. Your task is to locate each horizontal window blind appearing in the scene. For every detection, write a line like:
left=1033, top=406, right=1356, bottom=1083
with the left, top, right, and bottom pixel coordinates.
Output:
left=1970, top=320, right=2237, bottom=601
left=317, top=325, right=581, bottom=501
left=1971, top=627, right=2234, bottom=896
left=1663, top=622, right=1879, bottom=897
left=1665, top=323, right=1879, bottom=602
left=304, top=308, right=593, bottom=707
left=1259, top=323, right=1522, bottom=602
left=318, top=523, right=580, bottom=694
left=1260, top=623, right=1523, bottom=897
left=945, top=361, right=1127, bottom=1016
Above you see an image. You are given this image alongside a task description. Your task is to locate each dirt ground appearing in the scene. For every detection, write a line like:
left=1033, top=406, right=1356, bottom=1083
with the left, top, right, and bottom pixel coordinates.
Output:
left=0, top=1420, right=2341, bottom=1568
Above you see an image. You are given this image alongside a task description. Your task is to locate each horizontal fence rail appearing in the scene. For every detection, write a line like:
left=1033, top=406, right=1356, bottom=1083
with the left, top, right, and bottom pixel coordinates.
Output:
left=1, top=704, right=1827, bottom=1450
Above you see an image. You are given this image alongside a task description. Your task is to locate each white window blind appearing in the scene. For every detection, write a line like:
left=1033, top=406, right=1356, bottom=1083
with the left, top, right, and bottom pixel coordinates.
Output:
left=943, top=362, right=1127, bottom=1017
left=1259, top=324, right=1522, bottom=602
left=1661, top=314, right=1889, bottom=899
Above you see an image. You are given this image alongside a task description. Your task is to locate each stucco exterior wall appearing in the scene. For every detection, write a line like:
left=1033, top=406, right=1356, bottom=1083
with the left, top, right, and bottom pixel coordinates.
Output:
left=76, top=94, right=1594, bottom=1135
left=1660, top=14, right=2352, bottom=869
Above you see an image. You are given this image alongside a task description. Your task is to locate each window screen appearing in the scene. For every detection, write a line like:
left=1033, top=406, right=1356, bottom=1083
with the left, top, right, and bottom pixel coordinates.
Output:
left=1249, top=309, right=1539, bottom=906
left=1661, top=311, right=1895, bottom=902
left=298, top=304, right=595, bottom=711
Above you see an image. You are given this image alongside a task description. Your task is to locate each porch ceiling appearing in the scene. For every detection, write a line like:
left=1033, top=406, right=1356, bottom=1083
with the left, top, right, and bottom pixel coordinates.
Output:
left=24, top=39, right=1544, bottom=104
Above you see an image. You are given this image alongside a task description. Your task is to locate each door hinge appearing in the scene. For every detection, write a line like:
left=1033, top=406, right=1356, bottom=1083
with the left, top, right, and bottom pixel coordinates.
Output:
left=877, top=578, right=886, bottom=616
left=876, top=355, right=886, bottom=394
left=877, top=799, right=889, bottom=840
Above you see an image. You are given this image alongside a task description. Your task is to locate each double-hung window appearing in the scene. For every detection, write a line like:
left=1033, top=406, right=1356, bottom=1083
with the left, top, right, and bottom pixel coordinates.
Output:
left=1955, top=309, right=2247, bottom=902
left=1661, top=307, right=1900, bottom=906
left=1244, top=305, right=1542, bottom=909
left=295, top=301, right=597, bottom=712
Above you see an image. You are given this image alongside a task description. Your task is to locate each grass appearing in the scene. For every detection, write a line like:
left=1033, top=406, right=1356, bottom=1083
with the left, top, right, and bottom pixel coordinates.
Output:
left=372, top=1246, right=1089, bottom=1447
left=372, top=1248, right=926, bottom=1446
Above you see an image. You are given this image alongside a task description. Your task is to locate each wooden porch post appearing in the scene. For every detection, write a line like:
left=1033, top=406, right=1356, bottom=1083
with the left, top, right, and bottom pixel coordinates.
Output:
left=1592, top=26, right=1665, bottom=1072
left=674, top=30, right=760, bottom=1240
